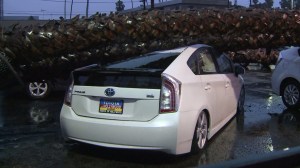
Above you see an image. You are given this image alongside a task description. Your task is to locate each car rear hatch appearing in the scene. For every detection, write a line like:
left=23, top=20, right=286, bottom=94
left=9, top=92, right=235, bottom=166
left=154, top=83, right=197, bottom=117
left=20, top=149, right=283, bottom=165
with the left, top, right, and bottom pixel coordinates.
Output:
left=70, top=68, right=162, bottom=121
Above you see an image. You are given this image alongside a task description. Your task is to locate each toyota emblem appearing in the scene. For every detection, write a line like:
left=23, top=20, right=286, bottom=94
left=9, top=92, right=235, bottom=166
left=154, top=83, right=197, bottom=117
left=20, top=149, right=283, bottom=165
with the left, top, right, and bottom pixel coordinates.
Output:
left=105, top=88, right=115, bottom=97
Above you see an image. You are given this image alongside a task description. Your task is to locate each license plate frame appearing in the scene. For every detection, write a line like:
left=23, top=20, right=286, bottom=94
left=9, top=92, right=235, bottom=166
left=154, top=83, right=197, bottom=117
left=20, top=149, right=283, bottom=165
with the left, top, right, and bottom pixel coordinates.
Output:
left=99, top=99, right=124, bottom=114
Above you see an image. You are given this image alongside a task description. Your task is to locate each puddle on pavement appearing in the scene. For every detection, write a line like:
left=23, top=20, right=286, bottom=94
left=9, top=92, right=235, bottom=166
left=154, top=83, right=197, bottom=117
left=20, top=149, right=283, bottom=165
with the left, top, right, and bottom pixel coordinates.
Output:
left=0, top=89, right=63, bottom=128
left=1, top=71, right=300, bottom=168
left=235, top=99, right=300, bottom=157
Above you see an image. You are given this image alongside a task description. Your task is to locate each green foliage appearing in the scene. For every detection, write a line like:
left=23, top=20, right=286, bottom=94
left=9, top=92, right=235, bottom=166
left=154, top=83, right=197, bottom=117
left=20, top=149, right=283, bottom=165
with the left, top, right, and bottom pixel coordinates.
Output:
left=280, top=0, right=300, bottom=9
left=251, top=0, right=273, bottom=8
left=116, top=0, right=125, bottom=11
left=280, top=0, right=291, bottom=9
left=296, top=0, right=300, bottom=9
left=265, top=0, right=274, bottom=7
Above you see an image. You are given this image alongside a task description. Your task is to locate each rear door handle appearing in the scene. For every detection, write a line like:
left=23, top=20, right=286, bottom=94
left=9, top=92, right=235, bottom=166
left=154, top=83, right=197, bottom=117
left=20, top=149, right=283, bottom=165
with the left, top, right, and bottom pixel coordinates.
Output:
left=204, top=83, right=211, bottom=90
left=225, top=81, right=230, bottom=88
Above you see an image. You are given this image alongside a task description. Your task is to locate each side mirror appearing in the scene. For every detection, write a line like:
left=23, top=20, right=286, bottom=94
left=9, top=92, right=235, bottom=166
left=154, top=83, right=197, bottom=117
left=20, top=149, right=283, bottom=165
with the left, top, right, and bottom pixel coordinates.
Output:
left=234, top=64, right=245, bottom=76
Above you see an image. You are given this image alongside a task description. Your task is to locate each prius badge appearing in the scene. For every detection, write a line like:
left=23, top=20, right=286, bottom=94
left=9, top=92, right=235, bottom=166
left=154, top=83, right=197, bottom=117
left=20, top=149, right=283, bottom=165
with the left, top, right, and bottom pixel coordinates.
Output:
left=105, top=88, right=115, bottom=97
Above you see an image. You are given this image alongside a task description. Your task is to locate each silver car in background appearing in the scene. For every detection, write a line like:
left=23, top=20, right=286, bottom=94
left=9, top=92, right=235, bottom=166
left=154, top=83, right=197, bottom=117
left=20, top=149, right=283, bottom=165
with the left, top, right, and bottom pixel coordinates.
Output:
left=272, top=47, right=300, bottom=109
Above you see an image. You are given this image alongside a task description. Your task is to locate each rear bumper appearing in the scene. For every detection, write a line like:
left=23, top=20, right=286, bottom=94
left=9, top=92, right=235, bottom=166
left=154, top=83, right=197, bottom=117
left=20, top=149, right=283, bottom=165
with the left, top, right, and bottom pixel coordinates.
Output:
left=60, top=104, right=184, bottom=154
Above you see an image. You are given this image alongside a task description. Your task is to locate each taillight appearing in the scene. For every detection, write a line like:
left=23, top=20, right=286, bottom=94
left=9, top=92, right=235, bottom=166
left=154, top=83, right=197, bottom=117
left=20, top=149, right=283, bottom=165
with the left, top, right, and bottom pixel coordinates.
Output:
left=276, top=53, right=283, bottom=66
left=64, top=80, right=73, bottom=106
left=276, top=58, right=283, bottom=66
left=160, top=75, right=181, bottom=113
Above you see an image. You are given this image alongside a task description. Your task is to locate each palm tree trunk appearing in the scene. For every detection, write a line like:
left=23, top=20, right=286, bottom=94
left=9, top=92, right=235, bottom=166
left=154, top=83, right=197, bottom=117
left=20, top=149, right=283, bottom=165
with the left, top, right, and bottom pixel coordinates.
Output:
left=142, top=0, right=145, bottom=10
left=151, top=0, right=154, bottom=9
left=86, top=0, right=90, bottom=18
left=64, top=0, right=66, bottom=19
left=70, top=0, right=74, bottom=19
left=131, top=0, right=133, bottom=8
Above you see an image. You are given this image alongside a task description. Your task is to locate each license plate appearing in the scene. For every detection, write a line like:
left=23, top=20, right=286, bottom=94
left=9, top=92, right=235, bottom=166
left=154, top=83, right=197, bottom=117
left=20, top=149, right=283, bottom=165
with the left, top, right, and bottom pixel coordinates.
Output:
left=99, top=99, right=123, bottom=114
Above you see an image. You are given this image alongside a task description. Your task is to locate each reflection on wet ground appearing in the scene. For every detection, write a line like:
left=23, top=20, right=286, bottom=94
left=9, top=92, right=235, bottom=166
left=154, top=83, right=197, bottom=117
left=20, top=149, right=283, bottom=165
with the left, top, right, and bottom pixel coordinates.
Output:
left=1, top=71, right=300, bottom=168
left=0, top=87, right=63, bottom=141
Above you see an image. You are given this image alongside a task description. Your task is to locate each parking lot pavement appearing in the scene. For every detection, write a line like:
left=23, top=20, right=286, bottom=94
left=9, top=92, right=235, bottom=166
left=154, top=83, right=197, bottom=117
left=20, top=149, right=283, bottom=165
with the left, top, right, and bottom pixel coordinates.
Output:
left=0, top=70, right=300, bottom=168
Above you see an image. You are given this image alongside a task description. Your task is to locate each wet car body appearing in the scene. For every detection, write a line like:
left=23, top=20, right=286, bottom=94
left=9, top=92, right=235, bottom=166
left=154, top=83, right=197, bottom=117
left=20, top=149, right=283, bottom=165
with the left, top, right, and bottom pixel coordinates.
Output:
left=60, top=44, right=245, bottom=155
left=272, top=47, right=300, bottom=108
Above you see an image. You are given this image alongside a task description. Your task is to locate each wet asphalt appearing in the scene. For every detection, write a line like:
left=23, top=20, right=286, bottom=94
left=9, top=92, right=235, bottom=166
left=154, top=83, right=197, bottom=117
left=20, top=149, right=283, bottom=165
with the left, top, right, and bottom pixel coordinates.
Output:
left=0, top=70, right=300, bottom=168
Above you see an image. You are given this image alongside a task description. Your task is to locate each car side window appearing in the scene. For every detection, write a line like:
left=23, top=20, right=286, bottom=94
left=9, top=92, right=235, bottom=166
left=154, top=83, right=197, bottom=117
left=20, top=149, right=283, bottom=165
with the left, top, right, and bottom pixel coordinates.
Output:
left=187, top=48, right=218, bottom=75
left=187, top=53, right=199, bottom=75
left=198, top=48, right=217, bottom=74
left=215, top=53, right=234, bottom=74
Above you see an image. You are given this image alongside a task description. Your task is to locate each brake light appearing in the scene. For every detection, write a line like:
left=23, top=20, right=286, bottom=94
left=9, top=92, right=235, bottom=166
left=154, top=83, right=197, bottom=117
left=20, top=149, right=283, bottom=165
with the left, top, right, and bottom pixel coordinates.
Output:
left=276, top=53, right=283, bottom=66
left=160, top=75, right=181, bottom=113
left=276, top=58, right=283, bottom=66
left=64, top=81, right=73, bottom=106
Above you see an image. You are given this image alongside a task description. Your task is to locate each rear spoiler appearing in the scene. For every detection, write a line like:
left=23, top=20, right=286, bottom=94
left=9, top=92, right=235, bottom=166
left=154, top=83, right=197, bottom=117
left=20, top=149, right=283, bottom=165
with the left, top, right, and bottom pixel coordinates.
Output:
left=73, top=64, right=100, bottom=72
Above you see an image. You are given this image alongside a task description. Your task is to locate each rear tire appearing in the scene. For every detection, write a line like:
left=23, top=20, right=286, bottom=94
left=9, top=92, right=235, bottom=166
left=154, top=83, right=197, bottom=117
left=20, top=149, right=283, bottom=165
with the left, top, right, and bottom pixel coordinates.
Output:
left=237, top=86, right=245, bottom=113
left=191, top=111, right=208, bottom=153
left=281, top=80, right=300, bottom=109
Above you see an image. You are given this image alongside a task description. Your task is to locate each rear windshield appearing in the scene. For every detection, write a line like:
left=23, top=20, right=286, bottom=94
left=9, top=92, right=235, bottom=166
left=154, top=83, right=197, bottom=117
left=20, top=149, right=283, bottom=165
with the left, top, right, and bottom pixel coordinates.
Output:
left=106, top=48, right=185, bottom=70
left=73, top=70, right=162, bottom=89
left=73, top=47, right=186, bottom=89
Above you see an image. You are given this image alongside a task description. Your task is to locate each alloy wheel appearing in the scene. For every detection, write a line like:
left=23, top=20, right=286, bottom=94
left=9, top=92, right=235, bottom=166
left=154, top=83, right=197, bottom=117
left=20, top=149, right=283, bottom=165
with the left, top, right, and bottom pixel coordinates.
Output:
left=196, top=112, right=208, bottom=149
left=283, top=84, right=300, bottom=106
left=29, top=82, right=49, bottom=97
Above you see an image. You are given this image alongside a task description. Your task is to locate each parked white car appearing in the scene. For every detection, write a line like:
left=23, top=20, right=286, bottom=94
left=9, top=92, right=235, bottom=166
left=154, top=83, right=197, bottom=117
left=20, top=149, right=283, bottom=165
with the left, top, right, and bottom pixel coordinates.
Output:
left=272, top=47, right=300, bottom=109
left=60, top=44, right=245, bottom=155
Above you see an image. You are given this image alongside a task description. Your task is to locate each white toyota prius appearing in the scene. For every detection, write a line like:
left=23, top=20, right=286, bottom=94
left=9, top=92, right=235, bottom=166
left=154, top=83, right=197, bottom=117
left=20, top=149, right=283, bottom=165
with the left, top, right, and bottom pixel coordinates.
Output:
left=60, top=44, right=245, bottom=155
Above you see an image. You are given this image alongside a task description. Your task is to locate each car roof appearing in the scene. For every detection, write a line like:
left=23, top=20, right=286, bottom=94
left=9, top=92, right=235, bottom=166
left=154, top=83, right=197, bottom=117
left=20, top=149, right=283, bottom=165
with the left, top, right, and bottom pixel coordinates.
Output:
left=106, top=47, right=188, bottom=69
left=279, top=47, right=300, bottom=60
left=105, top=44, right=213, bottom=69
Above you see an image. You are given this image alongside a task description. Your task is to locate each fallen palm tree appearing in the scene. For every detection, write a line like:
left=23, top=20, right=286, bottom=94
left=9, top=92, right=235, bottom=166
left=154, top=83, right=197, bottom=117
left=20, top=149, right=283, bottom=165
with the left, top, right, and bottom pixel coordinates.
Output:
left=227, top=48, right=280, bottom=66
left=0, top=8, right=300, bottom=77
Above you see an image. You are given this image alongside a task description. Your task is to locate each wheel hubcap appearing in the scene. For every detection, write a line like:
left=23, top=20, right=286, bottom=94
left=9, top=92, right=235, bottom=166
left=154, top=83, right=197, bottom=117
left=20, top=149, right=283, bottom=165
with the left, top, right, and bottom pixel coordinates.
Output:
left=196, top=113, right=208, bottom=149
left=284, top=84, right=299, bottom=106
left=29, top=82, right=48, bottom=96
